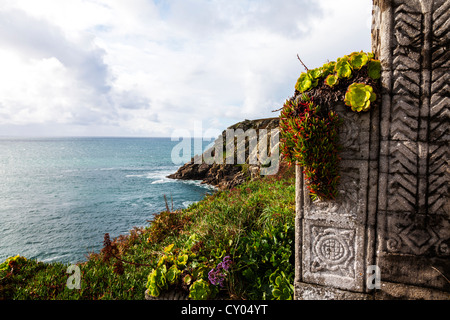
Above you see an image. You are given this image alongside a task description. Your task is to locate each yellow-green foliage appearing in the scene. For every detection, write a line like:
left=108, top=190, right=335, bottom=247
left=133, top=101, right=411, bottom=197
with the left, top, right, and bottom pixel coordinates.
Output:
left=349, top=51, right=369, bottom=70
left=294, top=51, right=380, bottom=96
left=325, top=74, right=339, bottom=87
left=368, top=59, right=381, bottom=80
left=335, top=56, right=352, bottom=78
left=283, top=51, right=380, bottom=202
left=344, top=83, right=377, bottom=112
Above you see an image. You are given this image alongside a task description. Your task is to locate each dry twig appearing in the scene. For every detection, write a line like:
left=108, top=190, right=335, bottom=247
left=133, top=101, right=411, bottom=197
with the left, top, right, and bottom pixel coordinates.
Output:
left=431, top=266, right=450, bottom=284
left=297, top=54, right=309, bottom=71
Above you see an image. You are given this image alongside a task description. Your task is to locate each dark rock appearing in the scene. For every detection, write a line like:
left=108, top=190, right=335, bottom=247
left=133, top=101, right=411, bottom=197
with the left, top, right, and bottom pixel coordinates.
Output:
left=167, top=117, right=280, bottom=190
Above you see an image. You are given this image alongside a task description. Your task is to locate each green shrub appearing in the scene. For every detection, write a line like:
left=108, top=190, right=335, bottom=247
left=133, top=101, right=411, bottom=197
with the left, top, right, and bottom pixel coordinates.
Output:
left=235, top=223, right=294, bottom=300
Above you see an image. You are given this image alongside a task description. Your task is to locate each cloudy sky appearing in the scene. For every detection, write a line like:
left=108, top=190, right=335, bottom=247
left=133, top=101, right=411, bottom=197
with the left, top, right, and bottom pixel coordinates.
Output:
left=0, top=0, right=373, bottom=137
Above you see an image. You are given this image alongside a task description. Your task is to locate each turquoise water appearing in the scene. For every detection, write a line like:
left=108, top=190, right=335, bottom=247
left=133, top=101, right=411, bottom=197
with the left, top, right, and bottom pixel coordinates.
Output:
left=0, top=137, right=214, bottom=264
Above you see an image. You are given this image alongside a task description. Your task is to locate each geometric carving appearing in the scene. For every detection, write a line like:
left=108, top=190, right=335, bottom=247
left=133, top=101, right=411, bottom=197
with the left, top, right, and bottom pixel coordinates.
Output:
left=310, top=227, right=356, bottom=279
left=431, top=1, right=450, bottom=69
left=336, top=103, right=371, bottom=160
left=389, top=141, right=418, bottom=174
left=383, top=212, right=450, bottom=257
left=339, top=114, right=366, bottom=158
left=387, top=173, right=417, bottom=212
left=398, top=223, right=439, bottom=255
left=390, top=95, right=419, bottom=141
left=428, top=143, right=449, bottom=214
left=377, top=0, right=450, bottom=295
left=383, top=0, right=450, bottom=220
left=429, top=91, right=449, bottom=142
left=430, top=0, right=450, bottom=143
left=378, top=2, right=450, bottom=292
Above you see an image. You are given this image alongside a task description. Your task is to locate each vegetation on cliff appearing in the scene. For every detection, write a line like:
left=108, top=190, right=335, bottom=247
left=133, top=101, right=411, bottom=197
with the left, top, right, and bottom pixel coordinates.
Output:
left=0, top=161, right=295, bottom=300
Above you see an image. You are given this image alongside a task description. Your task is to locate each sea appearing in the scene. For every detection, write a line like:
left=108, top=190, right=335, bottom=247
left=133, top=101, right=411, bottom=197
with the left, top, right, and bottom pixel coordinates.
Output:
left=0, top=137, right=215, bottom=264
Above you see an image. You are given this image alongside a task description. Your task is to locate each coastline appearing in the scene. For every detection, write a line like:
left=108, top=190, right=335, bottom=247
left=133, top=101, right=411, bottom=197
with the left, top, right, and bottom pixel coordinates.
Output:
left=167, top=117, right=280, bottom=190
left=0, top=118, right=294, bottom=301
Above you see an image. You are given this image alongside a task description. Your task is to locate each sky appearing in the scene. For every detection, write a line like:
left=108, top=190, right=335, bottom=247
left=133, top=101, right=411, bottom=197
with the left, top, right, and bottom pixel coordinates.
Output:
left=0, top=0, right=373, bottom=138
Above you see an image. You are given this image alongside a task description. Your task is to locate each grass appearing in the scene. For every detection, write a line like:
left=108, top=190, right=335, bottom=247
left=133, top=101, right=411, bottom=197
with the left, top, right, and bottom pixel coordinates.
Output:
left=0, top=161, right=296, bottom=300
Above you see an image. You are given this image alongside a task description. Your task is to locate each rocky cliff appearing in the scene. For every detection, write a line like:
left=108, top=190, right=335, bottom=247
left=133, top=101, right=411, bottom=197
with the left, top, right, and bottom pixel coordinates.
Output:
left=167, top=117, right=280, bottom=189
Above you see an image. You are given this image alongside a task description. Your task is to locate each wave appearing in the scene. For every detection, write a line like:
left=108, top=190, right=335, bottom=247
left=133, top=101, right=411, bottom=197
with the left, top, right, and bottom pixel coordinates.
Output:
left=125, top=174, right=147, bottom=178
left=151, top=179, right=174, bottom=185
left=41, top=254, right=70, bottom=263
left=126, top=170, right=177, bottom=184
left=180, top=179, right=216, bottom=190
left=182, top=201, right=196, bottom=208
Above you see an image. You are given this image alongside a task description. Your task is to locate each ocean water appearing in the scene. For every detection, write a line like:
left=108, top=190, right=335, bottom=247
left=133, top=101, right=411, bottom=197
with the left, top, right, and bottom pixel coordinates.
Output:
left=0, top=137, right=214, bottom=264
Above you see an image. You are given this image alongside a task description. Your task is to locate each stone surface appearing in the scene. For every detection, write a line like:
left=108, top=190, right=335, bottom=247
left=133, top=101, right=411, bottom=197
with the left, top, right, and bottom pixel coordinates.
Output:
left=375, top=0, right=450, bottom=293
left=297, top=101, right=379, bottom=294
left=295, top=0, right=449, bottom=299
left=145, top=289, right=188, bottom=300
left=301, top=220, right=367, bottom=292
left=375, top=281, right=450, bottom=300
left=295, top=282, right=371, bottom=300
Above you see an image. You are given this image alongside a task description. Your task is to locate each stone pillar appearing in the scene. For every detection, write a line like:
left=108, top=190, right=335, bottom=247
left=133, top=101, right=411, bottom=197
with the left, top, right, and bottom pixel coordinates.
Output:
left=294, top=0, right=449, bottom=300
left=294, top=101, right=379, bottom=299
left=374, top=0, right=449, bottom=299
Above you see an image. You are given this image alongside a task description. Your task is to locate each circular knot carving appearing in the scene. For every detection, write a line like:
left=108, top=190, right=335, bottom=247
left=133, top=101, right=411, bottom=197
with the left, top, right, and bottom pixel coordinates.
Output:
left=319, top=237, right=346, bottom=262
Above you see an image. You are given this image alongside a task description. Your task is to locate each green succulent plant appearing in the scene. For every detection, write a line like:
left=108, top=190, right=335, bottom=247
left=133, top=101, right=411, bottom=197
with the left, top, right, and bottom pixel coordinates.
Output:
left=307, top=67, right=322, bottom=80
left=321, top=61, right=336, bottom=77
left=295, top=73, right=312, bottom=92
left=147, top=265, right=168, bottom=297
left=270, top=271, right=294, bottom=300
left=183, top=274, right=193, bottom=286
left=335, top=56, right=352, bottom=78
left=295, top=72, right=318, bottom=93
left=368, top=59, right=381, bottom=80
left=176, top=254, right=189, bottom=267
left=349, top=51, right=369, bottom=70
left=344, top=83, right=377, bottom=112
left=189, top=279, right=212, bottom=300
left=325, top=74, right=339, bottom=87
left=284, top=51, right=380, bottom=202
left=166, top=265, right=181, bottom=285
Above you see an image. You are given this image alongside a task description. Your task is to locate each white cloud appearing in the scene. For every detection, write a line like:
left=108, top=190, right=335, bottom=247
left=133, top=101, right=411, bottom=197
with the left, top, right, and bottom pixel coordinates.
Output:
left=0, top=0, right=373, bottom=137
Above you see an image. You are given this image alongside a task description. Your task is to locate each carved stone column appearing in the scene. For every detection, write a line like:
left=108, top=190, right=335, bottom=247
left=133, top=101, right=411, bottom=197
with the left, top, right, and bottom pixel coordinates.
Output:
left=294, top=0, right=449, bottom=299
left=294, top=101, right=379, bottom=299
left=374, top=0, right=449, bottom=299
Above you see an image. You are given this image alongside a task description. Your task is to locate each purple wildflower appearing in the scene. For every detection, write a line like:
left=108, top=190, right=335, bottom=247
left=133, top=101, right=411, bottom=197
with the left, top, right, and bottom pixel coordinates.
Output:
left=208, top=256, right=233, bottom=287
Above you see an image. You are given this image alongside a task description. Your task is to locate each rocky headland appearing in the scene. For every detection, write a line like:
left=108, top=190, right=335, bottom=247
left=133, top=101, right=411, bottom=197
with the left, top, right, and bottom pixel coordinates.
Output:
left=167, top=117, right=280, bottom=189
